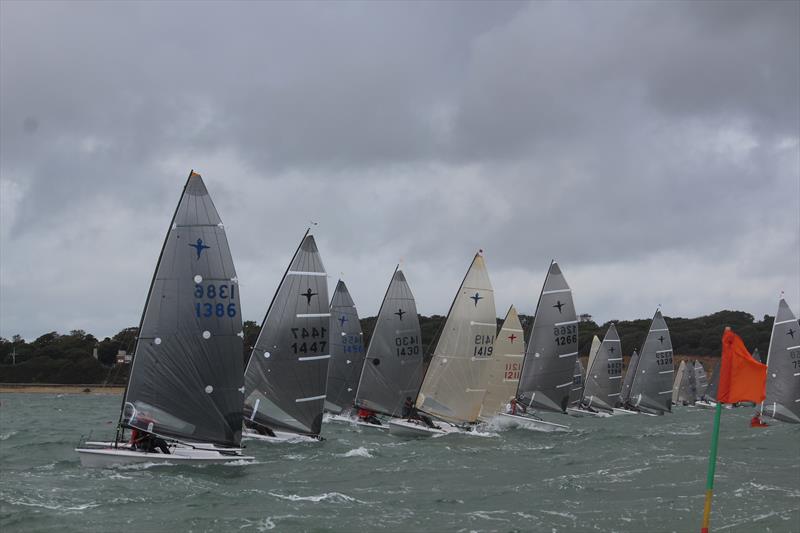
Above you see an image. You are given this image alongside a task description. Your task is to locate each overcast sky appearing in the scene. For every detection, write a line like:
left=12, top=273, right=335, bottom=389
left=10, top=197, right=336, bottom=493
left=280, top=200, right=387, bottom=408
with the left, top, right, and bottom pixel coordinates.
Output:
left=1, top=1, right=798, bottom=341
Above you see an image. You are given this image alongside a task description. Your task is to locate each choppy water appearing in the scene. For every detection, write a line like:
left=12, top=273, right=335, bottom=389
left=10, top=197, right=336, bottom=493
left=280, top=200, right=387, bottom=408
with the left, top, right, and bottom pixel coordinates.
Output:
left=0, top=393, right=797, bottom=532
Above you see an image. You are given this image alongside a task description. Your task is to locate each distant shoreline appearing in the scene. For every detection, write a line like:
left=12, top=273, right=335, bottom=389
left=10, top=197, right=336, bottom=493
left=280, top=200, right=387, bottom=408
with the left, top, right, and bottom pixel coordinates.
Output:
left=0, top=384, right=124, bottom=394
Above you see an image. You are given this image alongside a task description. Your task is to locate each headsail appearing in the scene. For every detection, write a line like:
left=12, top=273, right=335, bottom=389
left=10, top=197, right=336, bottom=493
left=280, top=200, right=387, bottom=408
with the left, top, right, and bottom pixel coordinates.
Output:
left=355, top=267, right=425, bottom=417
left=243, top=232, right=330, bottom=436
left=325, top=280, right=365, bottom=414
left=761, top=299, right=800, bottom=424
left=620, top=350, right=640, bottom=406
left=122, top=171, right=244, bottom=447
left=581, top=324, right=623, bottom=412
left=629, top=310, right=674, bottom=414
left=417, top=253, right=496, bottom=424
left=517, top=261, right=578, bottom=413
left=480, top=305, right=524, bottom=420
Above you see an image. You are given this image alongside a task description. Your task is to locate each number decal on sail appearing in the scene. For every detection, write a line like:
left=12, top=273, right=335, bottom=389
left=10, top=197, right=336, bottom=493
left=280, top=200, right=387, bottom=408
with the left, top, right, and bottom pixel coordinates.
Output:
left=607, top=360, right=623, bottom=375
left=395, top=335, right=420, bottom=357
left=291, top=327, right=327, bottom=339
left=790, top=349, right=800, bottom=368
left=194, top=283, right=237, bottom=318
left=341, top=335, right=363, bottom=353
left=656, top=350, right=673, bottom=366
left=473, top=334, right=495, bottom=358
left=553, top=324, right=577, bottom=346
left=504, top=361, right=521, bottom=381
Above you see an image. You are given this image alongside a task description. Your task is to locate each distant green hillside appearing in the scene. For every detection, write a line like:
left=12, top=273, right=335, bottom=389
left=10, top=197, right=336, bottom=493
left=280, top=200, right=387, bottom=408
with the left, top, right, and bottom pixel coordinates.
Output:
left=0, top=309, right=775, bottom=384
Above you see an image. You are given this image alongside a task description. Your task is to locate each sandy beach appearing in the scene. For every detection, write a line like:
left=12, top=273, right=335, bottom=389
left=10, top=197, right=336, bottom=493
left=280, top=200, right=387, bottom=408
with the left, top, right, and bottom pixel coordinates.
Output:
left=0, top=384, right=124, bottom=394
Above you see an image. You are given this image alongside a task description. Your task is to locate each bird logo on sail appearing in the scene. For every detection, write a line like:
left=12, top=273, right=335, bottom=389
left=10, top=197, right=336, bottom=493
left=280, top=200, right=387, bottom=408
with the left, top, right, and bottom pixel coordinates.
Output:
left=301, top=288, right=317, bottom=305
left=189, top=238, right=210, bottom=259
left=470, top=292, right=483, bottom=306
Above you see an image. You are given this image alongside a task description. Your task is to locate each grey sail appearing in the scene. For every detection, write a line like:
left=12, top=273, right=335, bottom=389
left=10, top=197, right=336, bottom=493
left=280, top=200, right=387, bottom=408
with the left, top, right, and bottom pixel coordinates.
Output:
left=417, top=253, right=496, bottom=424
left=629, top=310, right=674, bottom=414
left=671, top=360, right=688, bottom=404
left=581, top=324, right=623, bottom=412
left=693, top=361, right=708, bottom=400
left=355, top=267, right=424, bottom=417
left=325, top=280, right=365, bottom=414
left=706, top=358, right=721, bottom=401
left=122, top=171, right=244, bottom=447
left=620, top=350, right=640, bottom=406
left=751, top=347, right=763, bottom=364
left=243, top=232, right=330, bottom=436
left=761, top=299, right=800, bottom=424
left=568, top=358, right=585, bottom=407
left=517, top=261, right=578, bottom=413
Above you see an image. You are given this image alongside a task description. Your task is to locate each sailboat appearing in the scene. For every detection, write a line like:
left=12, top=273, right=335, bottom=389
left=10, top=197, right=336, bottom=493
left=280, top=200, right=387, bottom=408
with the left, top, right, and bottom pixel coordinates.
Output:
left=760, top=298, right=800, bottom=424
left=692, top=360, right=708, bottom=400
left=567, top=358, right=585, bottom=411
left=242, top=231, right=330, bottom=442
left=696, top=357, right=720, bottom=409
left=496, top=261, right=576, bottom=432
left=324, top=280, right=366, bottom=417
left=478, top=305, right=524, bottom=421
left=617, top=349, right=640, bottom=413
left=76, top=171, right=253, bottom=467
left=671, top=360, right=695, bottom=406
left=574, top=324, right=623, bottom=416
left=389, top=252, right=496, bottom=437
left=586, top=335, right=601, bottom=381
left=353, top=267, right=425, bottom=429
left=626, top=309, right=674, bottom=416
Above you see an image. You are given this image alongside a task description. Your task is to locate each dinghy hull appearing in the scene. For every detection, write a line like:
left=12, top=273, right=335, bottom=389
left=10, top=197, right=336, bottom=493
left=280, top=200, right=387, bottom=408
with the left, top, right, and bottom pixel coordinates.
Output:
left=494, top=412, right=570, bottom=433
left=567, top=407, right=611, bottom=418
left=75, top=447, right=252, bottom=468
left=388, top=418, right=452, bottom=437
left=242, top=428, right=321, bottom=443
left=611, top=408, right=638, bottom=415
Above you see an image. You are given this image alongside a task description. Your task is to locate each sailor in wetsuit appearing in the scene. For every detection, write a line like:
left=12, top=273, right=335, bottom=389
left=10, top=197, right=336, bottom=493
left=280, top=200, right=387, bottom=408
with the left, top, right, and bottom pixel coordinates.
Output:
left=402, top=396, right=438, bottom=429
left=357, top=407, right=382, bottom=425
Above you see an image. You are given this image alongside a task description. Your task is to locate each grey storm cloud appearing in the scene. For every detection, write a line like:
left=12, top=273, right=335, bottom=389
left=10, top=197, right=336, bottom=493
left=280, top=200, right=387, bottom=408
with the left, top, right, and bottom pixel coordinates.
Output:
left=1, top=0, right=798, bottom=340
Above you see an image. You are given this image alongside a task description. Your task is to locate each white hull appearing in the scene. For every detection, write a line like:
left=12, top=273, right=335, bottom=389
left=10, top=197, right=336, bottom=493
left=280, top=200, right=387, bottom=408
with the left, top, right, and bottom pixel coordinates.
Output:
left=355, top=419, right=390, bottom=431
left=387, top=418, right=456, bottom=437
left=611, top=408, right=638, bottom=416
left=242, top=428, right=321, bottom=444
left=76, top=446, right=252, bottom=468
left=84, top=441, right=245, bottom=453
left=567, top=407, right=611, bottom=418
left=494, top=412, right=570, bottom=433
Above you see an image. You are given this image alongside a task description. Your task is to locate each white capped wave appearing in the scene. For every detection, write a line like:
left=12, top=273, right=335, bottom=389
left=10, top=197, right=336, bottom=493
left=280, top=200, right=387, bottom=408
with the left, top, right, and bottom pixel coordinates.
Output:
left=7, top=497, right=99, bottom=512
left=0, top=430, right=18, bottom=440
left=340, top=447, right=373, bottom=458
left=268, top=491, right=365, bottom=504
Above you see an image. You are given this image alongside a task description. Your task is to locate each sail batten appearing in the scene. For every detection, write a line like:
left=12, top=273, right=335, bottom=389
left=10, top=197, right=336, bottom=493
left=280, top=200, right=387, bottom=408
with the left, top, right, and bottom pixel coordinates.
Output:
left=122, top=172, right=244, bottom=447
left=516, top=261, right=578, bottom=414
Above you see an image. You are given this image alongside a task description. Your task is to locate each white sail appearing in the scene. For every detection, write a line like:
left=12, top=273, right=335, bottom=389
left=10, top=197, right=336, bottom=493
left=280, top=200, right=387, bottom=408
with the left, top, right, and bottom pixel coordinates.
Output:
left=586, top=335, right=601, bottom=379
left=417, top=253, right=496, bottom=424
left=479, top=306, right=524, bottom=420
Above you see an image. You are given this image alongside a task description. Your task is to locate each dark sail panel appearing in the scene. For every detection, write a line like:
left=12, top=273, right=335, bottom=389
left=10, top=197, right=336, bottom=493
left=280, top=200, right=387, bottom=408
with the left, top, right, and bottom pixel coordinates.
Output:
left=123, top=172, right=244, bottom=447
left=517, top=261, right=578, bottom=413
left=629, top=310, right=674, bottom=414
left=243, top=233, right=330, bottom=436
left=355, top=268, right=424, bottom=417
left=762, top=299, right=800, bottom=424
left=325, top=280, right=365, bottom=414
left=582, top=324, right=623, bottom=412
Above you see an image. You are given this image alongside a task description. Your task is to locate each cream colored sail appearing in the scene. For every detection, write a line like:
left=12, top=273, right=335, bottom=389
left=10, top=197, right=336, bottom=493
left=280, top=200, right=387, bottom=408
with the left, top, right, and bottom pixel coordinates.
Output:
left=479, top=305, right=525, bottom=420
left=417, top=253, right=496, bottom=424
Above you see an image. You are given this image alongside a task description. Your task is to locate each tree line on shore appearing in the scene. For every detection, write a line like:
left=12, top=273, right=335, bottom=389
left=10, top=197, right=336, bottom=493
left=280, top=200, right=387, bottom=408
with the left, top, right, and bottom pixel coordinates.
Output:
left=0, top=309, right=774, bottom=384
